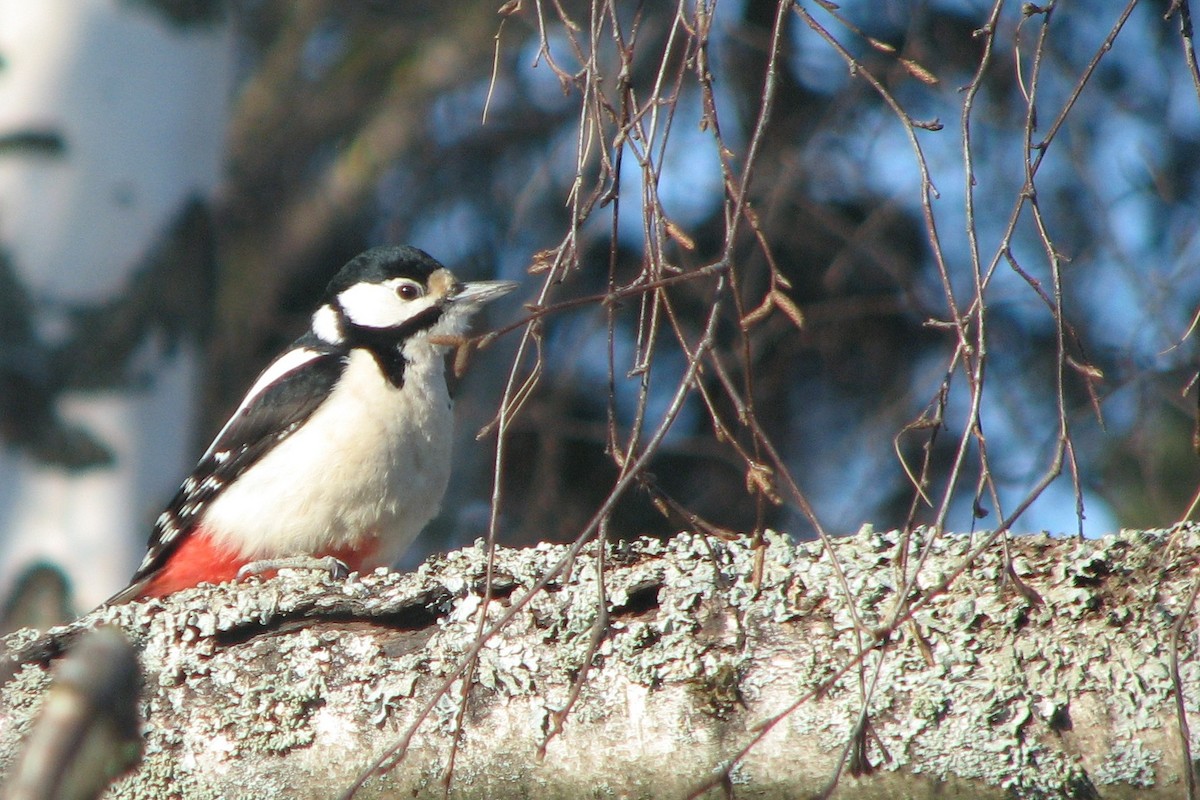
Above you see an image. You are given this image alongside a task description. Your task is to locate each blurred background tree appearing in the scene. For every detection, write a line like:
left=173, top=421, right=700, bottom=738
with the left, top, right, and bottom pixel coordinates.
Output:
left=0, top=0, right=230, bottom=616
left=2, top=0, right=1199, bottom=616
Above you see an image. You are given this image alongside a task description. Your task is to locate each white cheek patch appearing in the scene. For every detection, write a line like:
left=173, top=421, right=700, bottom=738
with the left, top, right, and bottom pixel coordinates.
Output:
left=338, top=280, right=435, bottom=329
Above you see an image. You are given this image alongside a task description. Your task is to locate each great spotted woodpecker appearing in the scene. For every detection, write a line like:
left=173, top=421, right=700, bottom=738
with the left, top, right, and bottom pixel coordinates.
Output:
left=107, top=246, right=517, bottom=603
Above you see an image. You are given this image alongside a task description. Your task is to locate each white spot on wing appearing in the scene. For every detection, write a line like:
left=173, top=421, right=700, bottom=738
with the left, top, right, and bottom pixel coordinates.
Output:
left=201, top=347, right=327, bottom=460
left=180, top=501, right=206, bottom=517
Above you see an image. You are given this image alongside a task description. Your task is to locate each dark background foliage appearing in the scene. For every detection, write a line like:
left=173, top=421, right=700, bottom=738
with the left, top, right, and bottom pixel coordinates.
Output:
left=203, top=0, right=1200, bottom=556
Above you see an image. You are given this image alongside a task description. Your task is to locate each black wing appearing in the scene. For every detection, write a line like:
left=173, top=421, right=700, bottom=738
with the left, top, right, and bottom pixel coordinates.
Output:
left=124, top=346, right=347, bottom=588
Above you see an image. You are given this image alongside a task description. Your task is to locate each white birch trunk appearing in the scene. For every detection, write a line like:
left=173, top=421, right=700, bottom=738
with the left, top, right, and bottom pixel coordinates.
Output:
left=0, top=0, right=233, bottom=608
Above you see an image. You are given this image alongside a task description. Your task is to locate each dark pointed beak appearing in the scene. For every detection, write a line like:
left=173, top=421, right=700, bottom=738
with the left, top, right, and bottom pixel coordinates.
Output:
left=450, top=279, right=519, bottom=306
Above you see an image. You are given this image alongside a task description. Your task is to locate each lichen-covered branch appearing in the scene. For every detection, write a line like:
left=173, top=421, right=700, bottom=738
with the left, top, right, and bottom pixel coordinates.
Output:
left=1, top=526, right=1198, bottom=799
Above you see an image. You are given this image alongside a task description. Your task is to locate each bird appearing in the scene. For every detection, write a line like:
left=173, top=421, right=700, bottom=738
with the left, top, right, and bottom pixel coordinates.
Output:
left=106, top=245, right=517, bottom=604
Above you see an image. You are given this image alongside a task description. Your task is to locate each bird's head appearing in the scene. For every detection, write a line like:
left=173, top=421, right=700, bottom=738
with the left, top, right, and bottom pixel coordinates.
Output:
left=311, top=245, right=517, bottom=347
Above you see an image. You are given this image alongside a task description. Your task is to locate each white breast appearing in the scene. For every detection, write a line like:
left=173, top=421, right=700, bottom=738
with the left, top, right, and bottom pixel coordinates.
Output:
left=200, top=346, right=453, bottom=565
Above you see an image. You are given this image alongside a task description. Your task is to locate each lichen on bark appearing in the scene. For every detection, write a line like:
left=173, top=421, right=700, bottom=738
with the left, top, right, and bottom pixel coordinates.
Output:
left=1, top=525, right=1198, bottom=799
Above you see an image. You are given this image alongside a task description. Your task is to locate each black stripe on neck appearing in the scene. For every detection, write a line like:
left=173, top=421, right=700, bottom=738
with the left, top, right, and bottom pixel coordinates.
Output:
left=342, top=304, right=444, bottom=388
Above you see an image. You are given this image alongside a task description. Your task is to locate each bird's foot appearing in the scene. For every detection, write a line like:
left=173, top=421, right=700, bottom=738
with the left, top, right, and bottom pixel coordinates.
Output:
left=237, top=555, right=350, bottom=582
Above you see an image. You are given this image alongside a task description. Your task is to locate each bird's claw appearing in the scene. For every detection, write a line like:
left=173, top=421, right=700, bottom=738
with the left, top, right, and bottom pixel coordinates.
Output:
left=237, top=555, right=351, bottom=582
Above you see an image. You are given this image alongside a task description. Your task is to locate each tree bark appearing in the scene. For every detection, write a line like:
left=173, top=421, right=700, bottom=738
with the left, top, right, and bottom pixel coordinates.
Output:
left=1, top=525, right=1197, bottom=799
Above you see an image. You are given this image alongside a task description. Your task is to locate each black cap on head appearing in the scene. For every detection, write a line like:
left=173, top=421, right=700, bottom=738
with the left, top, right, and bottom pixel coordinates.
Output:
left=323, top=245, right=447, bottom=299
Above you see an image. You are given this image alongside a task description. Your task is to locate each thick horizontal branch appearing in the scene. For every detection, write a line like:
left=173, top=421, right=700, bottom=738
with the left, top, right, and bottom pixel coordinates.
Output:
left=1, top=526, right=1197, bottom=799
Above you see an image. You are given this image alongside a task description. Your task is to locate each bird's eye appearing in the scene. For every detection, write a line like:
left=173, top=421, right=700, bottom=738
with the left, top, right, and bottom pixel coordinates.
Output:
left=396, top=282, right=423, bottom=300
